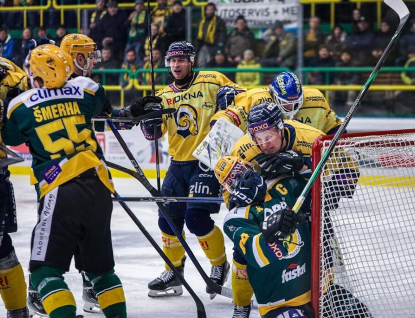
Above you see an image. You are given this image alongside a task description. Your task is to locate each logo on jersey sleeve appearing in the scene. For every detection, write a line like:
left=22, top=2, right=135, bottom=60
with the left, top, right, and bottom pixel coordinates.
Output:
left=176, top=104, right=198, bottom=139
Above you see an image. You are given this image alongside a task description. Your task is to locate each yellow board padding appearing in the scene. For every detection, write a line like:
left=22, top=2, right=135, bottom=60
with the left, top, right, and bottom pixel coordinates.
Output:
left=9, top=166, right=167, bottom=179
left=0, top=264, right=27, bottom=310
left=43, top=290, right=76, bottom=315
left=97, top=286, right=126, bottom=310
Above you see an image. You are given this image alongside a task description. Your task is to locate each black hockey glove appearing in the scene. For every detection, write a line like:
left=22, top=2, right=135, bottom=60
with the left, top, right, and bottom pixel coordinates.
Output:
left=24, top=37, right=55, bottom=57
left=261, top=209, right=306, bottom=244
left=229, top=170, right=267, bottom=210
left=323, top=169, right=360, bottom=211
left=119, top=96, right=163, bottom=118
left=140, top=103, right=163, bottom=140
left=0, top=168, right=17, bottom=234
left=255, top=150, right=305, bottom=179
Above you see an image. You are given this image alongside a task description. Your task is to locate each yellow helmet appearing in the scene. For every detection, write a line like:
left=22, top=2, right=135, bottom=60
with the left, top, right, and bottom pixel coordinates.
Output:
left=60, top=34, right=101, bottom=62
left=215, top=156, right=253, bottom=193
left=29, top=44, right=73, bottom=89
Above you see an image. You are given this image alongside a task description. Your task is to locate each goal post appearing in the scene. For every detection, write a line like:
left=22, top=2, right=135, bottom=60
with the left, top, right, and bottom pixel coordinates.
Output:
left=311, top=129, right=415, bottom=318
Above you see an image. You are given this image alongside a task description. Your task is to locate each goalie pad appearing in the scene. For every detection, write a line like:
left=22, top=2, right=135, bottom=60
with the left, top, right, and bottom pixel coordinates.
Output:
left=193, top=118, right=244, bottom=170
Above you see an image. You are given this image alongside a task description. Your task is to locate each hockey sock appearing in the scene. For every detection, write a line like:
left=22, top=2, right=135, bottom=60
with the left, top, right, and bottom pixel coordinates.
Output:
left=0, top=250, right=27, bottom=310
left=85, top=269, right=126, bottom=318
left=30, top=266, right=76, bottom=318
left=232, top=259, right=254, bottom=307
left=197, top=225, right=226, bottom=266
left=162, top=231, right=186, bottom=270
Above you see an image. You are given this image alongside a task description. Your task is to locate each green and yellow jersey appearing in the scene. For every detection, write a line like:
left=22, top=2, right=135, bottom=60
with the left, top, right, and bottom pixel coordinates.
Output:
left=156, top=71, right=243, bottom=161
left=223, top=175, right=311, bottom=317
left=0, top=76, right=114, bottom=199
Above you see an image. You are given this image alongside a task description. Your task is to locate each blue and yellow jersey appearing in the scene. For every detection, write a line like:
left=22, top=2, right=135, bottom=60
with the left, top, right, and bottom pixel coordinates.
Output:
left=234, top=87, right=273, bottom=114
left=156, top=71, right=243, bottom=161
left=223, top=175, right=311, bottom=317
left=0, top=76, right=114, bottom=199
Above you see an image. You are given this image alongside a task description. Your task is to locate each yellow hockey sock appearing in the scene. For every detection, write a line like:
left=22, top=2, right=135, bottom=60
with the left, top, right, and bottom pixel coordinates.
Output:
left=197, top=225, right=226, bottom=266
left=0, top=251, right=27, bottom=310
left=162, top=231, right=186, bottom=270
left=232, top=259, right=254, bottom=307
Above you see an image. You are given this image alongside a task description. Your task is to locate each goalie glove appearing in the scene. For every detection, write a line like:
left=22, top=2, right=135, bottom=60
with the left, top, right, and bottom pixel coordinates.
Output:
left=229, top=170, right=267, bottom=210
left=118, top=96, right=163, bottom=118
left=254, top=150, right=304, bottom=179
left=261, top=209, right=306, bottom=244
left=140, top=103, right=163, bottom=140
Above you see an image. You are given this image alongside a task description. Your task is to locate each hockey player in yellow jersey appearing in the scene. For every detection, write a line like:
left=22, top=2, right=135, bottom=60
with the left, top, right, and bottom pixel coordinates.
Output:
left=1, top=44, right=127, bottom=318
left=0, top=48, right=30, bottom=318
left=134, top=41, right=243, bottom=298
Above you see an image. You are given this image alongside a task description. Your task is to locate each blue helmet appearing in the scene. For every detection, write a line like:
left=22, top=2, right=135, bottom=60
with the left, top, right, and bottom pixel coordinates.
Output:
left=269, top=72, right=303, bottom=119
left=247, top=102, right=283, bottom=145
left=216, top=85, right=238, bottom=110
left=165, top=41, right=196, bottom=67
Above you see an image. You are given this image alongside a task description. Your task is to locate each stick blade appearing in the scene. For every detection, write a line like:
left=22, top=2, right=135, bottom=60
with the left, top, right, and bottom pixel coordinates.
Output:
left=384, top=0, right=409, bottom=20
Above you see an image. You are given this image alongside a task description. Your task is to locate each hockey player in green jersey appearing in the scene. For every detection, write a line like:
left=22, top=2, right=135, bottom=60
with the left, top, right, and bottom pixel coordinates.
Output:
left=215, top=155, right=313, bottom=318
left=135, top=41, right=244, bottom=298
left=0, top=49, right=30, bottom=317
left=0, top=44, right=128, bottom=318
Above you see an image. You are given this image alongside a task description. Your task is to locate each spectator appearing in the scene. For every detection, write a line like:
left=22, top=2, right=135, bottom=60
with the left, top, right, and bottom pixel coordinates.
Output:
left=141, top=47, right=165, bottom=86
left=261, top=20, right=296, bottom=69
left=307, top=44, right=335, bottom=85
left=331, top=50, right=360, bottom=108
left=142, top=23, right=166, bottom=63
left=35, top=26, right=51, bottom=41
left=366, top=47, right=387, bottom=66
left=151, top=0, right=172, bottom=36
left=346, top=16, right=375, bottom=66
left=303, top=16, right=325, bottom=65
left=120, top=48, right=141, bottom=104
left=206, top=49, right=236, bottom=81
left=351, top=9, right=361, bottom=33
left=235, top=49, right=261, bottom=87
left=165, top=0, right=186, bottom=47
left=395, top=45, right=415, bottom=113
left=375, top=20, right=397, bottom=65
left=325, top=24, right=347, bottom=61
left=97, top=47, right=120, bottom=85
left=98, top=0, right=127, bottom=62
left=14, top=27, right=33, bottom=67
left=88, top=0, right=107, bottom=44
left=125, top=0, right=148, bottom=59
left=396, top=20, right=415, bottom=66
left=0, top=25, right=15, bottom=61
left=54, top=25, right=67, bottom=47
left=225, top=15, right=255, bottom=65
left=195, top=2, right=227, bottom=67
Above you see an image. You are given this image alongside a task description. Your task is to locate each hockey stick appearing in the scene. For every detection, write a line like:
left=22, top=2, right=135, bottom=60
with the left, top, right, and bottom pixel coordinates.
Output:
left=292, top=0, right=410, bottom=213
left=106, top=120, right=234, bottom=299
left=113, top=190, right=206, bottom=318
left=0, top=144, right=24, bottom=169
left=146, top=0, right=161, bottom=191
left=92, top=108, right=175, bottom=124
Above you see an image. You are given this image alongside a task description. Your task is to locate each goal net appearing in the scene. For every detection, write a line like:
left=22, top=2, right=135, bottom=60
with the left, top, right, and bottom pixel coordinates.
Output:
left=311, top=129, right=415, bottom=318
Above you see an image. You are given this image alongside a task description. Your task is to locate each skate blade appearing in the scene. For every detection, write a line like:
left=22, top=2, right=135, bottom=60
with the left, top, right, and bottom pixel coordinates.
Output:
left=29, top=313, right=48, bottom=318
left=148, top=286, right=183, bottom=298
left=210, top=293, right=217, bottom=300
left=83, top=301, right=103, bottom=314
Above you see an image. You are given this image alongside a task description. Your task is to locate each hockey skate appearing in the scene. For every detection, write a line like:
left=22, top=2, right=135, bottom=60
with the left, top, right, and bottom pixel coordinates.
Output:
left=206, top=260, right=230, bottom=299
left=7, top=307, right=29, bottom=318
left=27, top=287, right=47, bottom=318
left=81, top=272, right=102, bottom=314
left=232, top=304, right=251, bottom=318
left=148, top=257, right=186, bottom=297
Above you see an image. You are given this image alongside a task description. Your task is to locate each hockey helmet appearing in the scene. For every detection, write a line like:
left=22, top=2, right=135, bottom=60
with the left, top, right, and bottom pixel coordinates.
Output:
left=269, top=72, right=303, bottom=119
left=60, top=34, right=101, bottom=62
left=29, top=44, right=73, bottom=89
left=165, top=41, right=196, bottom=67
left=215, top=155, right=254, bottom=193
left=247, top=102, right=284, bottom=146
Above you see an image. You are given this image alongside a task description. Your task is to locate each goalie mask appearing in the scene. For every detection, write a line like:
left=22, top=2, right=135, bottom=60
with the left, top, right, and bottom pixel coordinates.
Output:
left=247, top=102, right=284, bottom=148
left=60, top=34, right=101, bottom=76
left=165, top=41, right=196, bottom=67
left=269, top=72, right=303, bottom=119
left=29, top=44, right=73, bottom=89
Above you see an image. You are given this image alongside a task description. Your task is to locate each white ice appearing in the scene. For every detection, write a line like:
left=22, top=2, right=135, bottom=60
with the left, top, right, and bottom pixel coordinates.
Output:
left=2, top=174, right=262, bottom=318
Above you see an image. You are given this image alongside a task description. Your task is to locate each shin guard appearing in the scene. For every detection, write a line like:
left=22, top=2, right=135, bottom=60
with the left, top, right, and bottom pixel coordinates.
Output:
left=0, top=250, right=27, bottom=310
left=162, top=231, right=186, bottom=270
left=197, top=225, right=226, bottom=266
left=232, top=259, right=254, bottom=307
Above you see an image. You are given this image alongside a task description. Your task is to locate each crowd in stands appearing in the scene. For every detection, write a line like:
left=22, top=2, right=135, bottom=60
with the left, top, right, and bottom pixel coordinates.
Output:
left=0, top=0, right=414, bottom=108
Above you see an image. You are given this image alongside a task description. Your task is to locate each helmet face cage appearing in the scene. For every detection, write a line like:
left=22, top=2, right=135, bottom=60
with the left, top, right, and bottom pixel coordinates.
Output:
left=269, top=72, right=303, bottom=119
left=216, top=86, right=236, bottom=110
left=165, top=41, right=196, bottom=67
left=247, top=102, right=284, bottom=145
left=215, top=156, right=253, bottom=193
